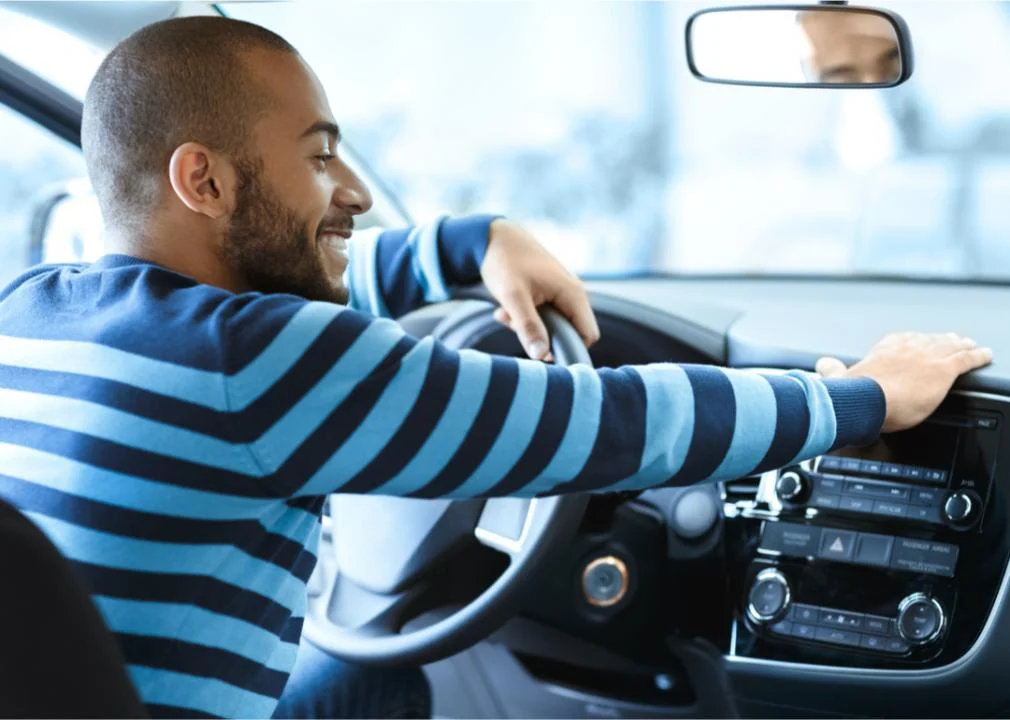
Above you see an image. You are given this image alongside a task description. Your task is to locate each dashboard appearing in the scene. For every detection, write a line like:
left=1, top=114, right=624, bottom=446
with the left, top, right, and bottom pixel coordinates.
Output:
left=428, top=278, right=1010, bottom=720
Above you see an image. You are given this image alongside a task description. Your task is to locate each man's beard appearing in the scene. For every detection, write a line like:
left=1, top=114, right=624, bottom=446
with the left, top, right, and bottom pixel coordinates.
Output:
left=221, top=158, right=349, bottom=304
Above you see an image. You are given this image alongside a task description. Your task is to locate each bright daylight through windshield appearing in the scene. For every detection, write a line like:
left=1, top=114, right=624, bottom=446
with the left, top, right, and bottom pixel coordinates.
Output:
left=2, top=1, right=1010, bottom=282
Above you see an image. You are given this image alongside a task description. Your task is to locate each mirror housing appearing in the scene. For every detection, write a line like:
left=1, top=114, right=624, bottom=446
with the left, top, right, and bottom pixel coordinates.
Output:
left=686, top=4, right=914, bottom=88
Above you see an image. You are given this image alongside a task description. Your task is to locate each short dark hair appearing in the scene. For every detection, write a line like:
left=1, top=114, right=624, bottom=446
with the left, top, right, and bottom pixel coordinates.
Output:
left=82, top=16, right=297, bottom=233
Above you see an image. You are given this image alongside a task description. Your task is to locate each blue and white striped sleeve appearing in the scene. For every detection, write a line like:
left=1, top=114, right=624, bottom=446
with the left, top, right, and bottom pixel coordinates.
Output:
left=222, top=297, right=886, bottom=499
left=345, top=215, right=498, bottom=318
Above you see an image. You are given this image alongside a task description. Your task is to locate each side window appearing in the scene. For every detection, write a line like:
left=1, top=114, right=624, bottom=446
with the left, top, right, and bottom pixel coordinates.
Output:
left=0, top=106, right=91, bottom=288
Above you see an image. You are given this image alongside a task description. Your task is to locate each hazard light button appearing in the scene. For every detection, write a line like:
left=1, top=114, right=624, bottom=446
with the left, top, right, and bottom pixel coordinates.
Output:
left=818, top=529, right=857, bottom=562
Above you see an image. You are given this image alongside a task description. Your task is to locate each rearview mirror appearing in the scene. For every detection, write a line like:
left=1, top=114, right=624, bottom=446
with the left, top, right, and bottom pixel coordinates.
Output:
left=686, top=4, right=913, bottom=88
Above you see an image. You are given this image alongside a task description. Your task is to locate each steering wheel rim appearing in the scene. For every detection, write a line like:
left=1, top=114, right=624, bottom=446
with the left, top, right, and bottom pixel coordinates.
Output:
left=301, top=301, right=591, bottom=665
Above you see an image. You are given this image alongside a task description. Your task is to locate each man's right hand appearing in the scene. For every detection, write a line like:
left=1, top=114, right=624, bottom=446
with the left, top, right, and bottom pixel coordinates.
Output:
left=816, top=332, right=994, bottom=433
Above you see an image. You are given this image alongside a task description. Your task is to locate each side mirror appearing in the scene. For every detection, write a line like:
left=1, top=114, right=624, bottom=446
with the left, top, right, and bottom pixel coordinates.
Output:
left=686, top=4, right=913, bottom=88
left=28, top=180, right=104, bottom=265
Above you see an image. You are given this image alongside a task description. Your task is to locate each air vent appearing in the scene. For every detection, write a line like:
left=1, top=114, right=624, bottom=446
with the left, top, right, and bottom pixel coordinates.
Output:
left=723, top=476, right=761, bottom=504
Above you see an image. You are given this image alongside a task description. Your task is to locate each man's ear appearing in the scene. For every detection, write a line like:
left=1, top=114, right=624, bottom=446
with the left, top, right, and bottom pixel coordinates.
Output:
left=167, top=142, right=236, bottom=219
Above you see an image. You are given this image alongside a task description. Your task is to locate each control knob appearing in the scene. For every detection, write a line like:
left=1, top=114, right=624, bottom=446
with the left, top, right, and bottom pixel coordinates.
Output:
left=943, top=490, right=980, bottom=528
left=746, top=568, right=791, bottom=624
left=896, top=593, right=946, bottom=646
left=775, top=470, right=808, bottom=503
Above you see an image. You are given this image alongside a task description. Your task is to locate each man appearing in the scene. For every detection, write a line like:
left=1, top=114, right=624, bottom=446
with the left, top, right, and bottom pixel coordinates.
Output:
left=0, top=15, right=991, bottom=720
left=798, top=9, right=902, bottom=84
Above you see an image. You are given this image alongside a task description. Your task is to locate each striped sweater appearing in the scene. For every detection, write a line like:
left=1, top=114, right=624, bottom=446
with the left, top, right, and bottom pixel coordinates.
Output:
left=0, top=214, right=885, bottom=717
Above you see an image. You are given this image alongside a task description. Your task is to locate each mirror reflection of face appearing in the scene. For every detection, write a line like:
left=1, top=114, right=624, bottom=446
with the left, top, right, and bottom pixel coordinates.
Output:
left=798, top=10, right=900, bottom=84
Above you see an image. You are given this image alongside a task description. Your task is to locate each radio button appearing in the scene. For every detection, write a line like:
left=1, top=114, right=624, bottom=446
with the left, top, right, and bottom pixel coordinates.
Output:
left=818, top=456, right=842, bottom=471
left=872, top=501, right=908, bottom=518
left=840, top=496, right=874, bottom=513
left=881, top=463, right=905, bottom=479
left=907, top=505, right=943, bottom=524
left=903, top=466, right=926, bottom=481
left=853, top=533, right=894, bottom=568
left=910, top=488, right=943, bottom=505
left=845, top=481, right=909, bottom=501
left=816, top=475, right=843, bottom=493
left=840, top=458, right=862, bottom=473
left=924, top=469, right=947, bottom=484
left=860, top=460, right=883, bottom=476
left=884, top=637, right=912, bottom=654
left=770, top=620, right=792, bottom=636
left=810, top=492, right=840, bottom=510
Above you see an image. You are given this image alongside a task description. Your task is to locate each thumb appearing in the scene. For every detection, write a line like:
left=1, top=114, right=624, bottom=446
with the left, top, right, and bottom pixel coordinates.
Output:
left=501, top=291, right=551, bottom=360
left=815, top=356, right=848, bottom=378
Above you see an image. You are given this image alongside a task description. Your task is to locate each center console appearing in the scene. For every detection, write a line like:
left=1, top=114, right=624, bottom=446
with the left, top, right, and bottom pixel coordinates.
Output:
left=726, top=392, right=1010, bottom=669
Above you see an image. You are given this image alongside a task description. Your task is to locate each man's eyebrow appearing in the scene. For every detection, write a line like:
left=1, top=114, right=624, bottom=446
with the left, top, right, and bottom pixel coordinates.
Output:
left=300, top=120, right=342, bottom=142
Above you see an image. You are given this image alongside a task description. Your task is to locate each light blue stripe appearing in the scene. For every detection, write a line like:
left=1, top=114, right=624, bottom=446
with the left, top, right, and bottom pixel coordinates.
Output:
left=0, top=443, right=320, bottom=531
left=127, top=665, right=278, bottom=718
left=446, top=360, right=548, bottom=498
left=346, top=228, right=392, bottom=318
left=607, top=364, right=695, bottom=492
left=300, top=340, right=436, bottom=496
left=258, top=502, right=322, bottom=548
left=228, top=302, right=346, bottom=409
left=26, top=513, right=307, bottom=613
left=95, top=597, right=299, bottom=672
left=409, top=218, right=450, bottom=302
left=0, top=333, right=226, bottom=409
left=0, top=388, right=257, bottom=474
left=247, top=318, right=406, bottom=473
left=404, top=226, right=431, bottom=299
left=514, top=363, right=603, bottom=496
left=706, top=370, right=777, bottom=481
left=0, top=302, right=341, bottom=412
left=785, top=370, right=838, bottom=462
left=374, top=349, right=493, bottom=496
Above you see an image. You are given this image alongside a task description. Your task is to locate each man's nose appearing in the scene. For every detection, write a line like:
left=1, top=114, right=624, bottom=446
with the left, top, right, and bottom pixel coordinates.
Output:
left=333, top=166, right=374, bottom=216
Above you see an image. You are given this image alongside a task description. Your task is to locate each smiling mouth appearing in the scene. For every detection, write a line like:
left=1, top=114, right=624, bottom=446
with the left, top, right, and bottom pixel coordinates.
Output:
left=318, top=229, right=351, bottom=252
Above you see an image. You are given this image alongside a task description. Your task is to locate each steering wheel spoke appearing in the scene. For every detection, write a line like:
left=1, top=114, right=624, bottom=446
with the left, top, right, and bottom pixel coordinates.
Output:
left=474, top=497, right=537, bottom=559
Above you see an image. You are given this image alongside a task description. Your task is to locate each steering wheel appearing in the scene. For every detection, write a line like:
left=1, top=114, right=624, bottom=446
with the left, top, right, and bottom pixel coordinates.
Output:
left=301, top=301, right=591, bottom=665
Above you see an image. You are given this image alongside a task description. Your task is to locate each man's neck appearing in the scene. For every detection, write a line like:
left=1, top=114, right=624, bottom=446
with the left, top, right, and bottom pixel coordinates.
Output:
left=104, top=226, right=249, bottom=294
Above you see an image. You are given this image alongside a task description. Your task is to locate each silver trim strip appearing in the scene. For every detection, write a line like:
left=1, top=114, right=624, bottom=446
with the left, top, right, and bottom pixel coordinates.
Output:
left=727, top=389, right=1010, bottom=676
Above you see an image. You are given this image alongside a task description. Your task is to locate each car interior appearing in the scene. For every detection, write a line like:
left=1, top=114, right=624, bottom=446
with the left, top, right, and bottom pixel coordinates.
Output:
left=3, top=1, right=1010, bottom=718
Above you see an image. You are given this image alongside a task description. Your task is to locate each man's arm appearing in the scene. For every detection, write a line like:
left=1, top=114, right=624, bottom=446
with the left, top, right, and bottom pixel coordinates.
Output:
left=344, top=215, right=496, bottom=318
left=223, top=297, right=884, bottom=499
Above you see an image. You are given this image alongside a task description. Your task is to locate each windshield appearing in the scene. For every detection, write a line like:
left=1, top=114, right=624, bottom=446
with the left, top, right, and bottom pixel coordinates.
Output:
left=227, top=0, right=1010, bottom=281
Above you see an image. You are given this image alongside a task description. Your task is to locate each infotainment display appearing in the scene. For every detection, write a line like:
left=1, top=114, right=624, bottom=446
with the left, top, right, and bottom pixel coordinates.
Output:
left=833, top=419, right=960, bottom=475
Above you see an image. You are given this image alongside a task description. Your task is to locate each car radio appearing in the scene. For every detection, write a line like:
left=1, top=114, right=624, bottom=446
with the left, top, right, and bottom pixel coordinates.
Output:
left=727, top=394, right=1010, bottom=669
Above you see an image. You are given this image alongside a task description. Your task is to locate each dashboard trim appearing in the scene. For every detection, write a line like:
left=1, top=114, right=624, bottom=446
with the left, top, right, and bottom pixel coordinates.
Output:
left=725, top=389, right=1010, bottom=679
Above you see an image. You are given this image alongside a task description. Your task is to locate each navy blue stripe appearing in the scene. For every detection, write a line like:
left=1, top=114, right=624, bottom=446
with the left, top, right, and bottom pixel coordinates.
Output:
left=756, top=375, right=811, bottom=471
left=437, top=215, right=496, bottom=282
left=0, top=418, right=268, bottom=498
left=555, top=367, right=646, bottom=492
left=669, top=366, right=737, bottom=485
left=75, top=563, right=294, bottom=637
left=146, top=703, right=220, bottom=719
left=376, top=229, right=425, bottom=317
left=488, top=369, right=574, bottom=496
left=118, top=633, right=289, bottom=698
left=273, top=336, right=417, bottom=495
left=218, top=293, right=307, bottom=375
left=280, top=618, right=303, bottom=644
left=338, top=343, right=460, bottom=494
left=0, top=475, right=316, bottom=575
left=0, top=365, right=229, bottom=437
left=231, top=309, right=373, bottom=440
left=286, top=495, right=324, bottom=513
left=408, top=356, right=520, bottom=498
left=0, top=310, right=373, bottom=442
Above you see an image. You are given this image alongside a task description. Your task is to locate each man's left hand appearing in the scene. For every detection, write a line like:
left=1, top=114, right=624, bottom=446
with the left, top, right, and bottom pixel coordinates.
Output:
left=480, top=219, right=600, bottom=361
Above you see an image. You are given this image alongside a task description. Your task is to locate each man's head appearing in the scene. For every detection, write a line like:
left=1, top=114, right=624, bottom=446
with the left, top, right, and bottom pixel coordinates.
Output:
left=83, top=16, right=372, bottom=303
left=797, top=10, right=901, bottom=84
